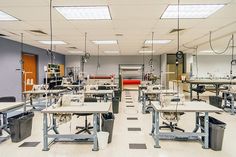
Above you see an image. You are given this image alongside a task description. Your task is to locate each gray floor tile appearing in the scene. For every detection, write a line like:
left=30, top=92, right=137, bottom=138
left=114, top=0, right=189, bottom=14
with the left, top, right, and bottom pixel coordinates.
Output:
left=128, top=128, right=141, bottom=131
left=129, top=143, right=147, bottom=149
left=127, top=117, right=138, bottom=120
left=19, top=142, right=40, bottom=147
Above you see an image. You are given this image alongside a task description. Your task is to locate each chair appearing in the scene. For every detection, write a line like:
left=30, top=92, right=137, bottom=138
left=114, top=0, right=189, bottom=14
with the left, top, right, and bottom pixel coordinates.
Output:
left=192, top=85, right=206, bottom=102
left=75, top=97, right=97, bottom=134
left=159, top=96, right=185, bottom=132
left=0, top=96, right=16, bottom=102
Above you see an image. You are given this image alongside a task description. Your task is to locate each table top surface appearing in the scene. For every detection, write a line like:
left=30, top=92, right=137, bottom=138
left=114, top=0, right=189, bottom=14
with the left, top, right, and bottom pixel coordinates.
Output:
left=0, top=102, right=25, bottom=112
left=61, top=84, right=82, bottom=87
left=41, top=102, right=111, bottom=114
left=151, top=101, right=223, bottom=112
left=23, top=89, right=67, bottom=94
left=78, top=90, right=114, bottom=94
left=187, top=79, right=236, bottom=84
left=143, top=89, right=177, bottom=94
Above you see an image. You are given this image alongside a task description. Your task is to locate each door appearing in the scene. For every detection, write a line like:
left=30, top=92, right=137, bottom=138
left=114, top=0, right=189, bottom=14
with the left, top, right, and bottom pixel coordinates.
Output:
left=22, top=53, right=37, bottom=91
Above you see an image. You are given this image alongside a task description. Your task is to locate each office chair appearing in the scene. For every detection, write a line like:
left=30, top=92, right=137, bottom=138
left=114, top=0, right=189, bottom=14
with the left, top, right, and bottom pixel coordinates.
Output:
left=192, top=85, right=206, bottom=102
left=159, top=96, right=185, bottom=132
left=75, top=97, right=97, bottom=134
left=94, top=86, right=107, bottom=102
left=0, top=96, right=16, bottom=102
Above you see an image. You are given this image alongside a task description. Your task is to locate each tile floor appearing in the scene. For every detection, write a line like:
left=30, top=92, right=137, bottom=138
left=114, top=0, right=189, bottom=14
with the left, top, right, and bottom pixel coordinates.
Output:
left=0, top=91, right=236, bottom=157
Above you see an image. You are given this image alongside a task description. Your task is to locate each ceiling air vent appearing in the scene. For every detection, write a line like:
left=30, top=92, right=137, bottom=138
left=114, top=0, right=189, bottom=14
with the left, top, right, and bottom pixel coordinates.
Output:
left=28, top=30, right=47, bottom=36
left=67, top=46, right=77, bottom=49
left=169, top=28, right=185, bottom=34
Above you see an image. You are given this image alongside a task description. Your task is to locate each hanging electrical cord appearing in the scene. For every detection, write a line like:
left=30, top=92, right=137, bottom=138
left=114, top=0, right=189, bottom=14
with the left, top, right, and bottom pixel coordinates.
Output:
left=49, top=0, right=53, bottom=64
left=151, top=32, right=154, bottom=72
left=96, top=45, right=100, bottom=74
left=209, top=31, right=233, bottom=55
left=175, top=0, right=181, bottom=121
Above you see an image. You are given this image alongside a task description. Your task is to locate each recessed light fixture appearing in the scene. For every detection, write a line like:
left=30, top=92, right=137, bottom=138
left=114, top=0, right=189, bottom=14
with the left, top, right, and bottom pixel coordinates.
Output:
left=139, top=50, right=155, bottom=54
left=0, top=11, right=18, bottom=21
left=199, top=50, right=215, bottom=53
left=92, top=40, right=118, bottom=45
left=68, top=50, right=84, bottom=54
left=54, top=6, right=111, bottom=20
left=161, top=4, right=225, bottom=19
left=145, top=39, right=172, bottom=44
left=38, top=40, right=66, bottom=45
left=104, top=51, right=119, bottom=54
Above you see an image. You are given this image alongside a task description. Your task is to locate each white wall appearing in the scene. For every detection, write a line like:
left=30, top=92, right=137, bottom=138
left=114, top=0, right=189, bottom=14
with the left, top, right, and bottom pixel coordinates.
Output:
left=192, top=55, right=235, bottom=78
left=65, top=55, right=161, bottom=77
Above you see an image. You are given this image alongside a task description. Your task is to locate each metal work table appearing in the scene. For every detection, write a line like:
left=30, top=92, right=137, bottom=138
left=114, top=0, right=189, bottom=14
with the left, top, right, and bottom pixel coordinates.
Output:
left=23, top=89, right=67, bottom=110
left=141, top=89, right=177, bottom=114
left=60, top=84, right=83, bottom=93
left=0, top=102, right=25, bottom=142
left=150, top=101, right=222, bottom=149
left=187, top=79, right=236, bottom=100
left=79, top=90, right=114, bottom=102
left=41, top=102, right=111, bottom=151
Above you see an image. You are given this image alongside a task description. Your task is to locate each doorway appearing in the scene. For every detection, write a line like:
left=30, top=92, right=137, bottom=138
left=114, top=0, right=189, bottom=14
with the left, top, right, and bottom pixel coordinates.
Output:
left=22, top=53, right=38, bottom=91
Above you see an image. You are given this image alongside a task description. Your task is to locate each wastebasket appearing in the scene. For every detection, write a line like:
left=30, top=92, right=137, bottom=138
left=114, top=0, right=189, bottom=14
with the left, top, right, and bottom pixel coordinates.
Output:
left=101, top=112, right=115, bottom=143
left=209, top=96, right=222, bottom=108
left=200, top=116, right=226, bottom=151
left=114, top=89, right=121, bottom=101
left=8, top=112, right=34, bottom=142
left=112, top=98, right=119, bottom=114
left=97, top=131, right=109, bottom=150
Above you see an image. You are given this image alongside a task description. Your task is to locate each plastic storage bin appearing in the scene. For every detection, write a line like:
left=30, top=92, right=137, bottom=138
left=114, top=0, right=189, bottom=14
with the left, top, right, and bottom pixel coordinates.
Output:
left=200, top=116, right=226, bottom=151
left=97, top=131, right=109, bottom=150
left=101, top=112, right=115, bottom=143
left=8, top=112, right=34, bottom=142
left=112, top=98, right=119, bottom=114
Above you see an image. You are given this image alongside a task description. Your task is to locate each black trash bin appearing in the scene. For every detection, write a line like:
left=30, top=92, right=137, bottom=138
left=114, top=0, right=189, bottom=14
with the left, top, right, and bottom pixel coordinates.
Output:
left=200, top=116, right=226, bottom=151
left=112, top=98, right=119, bottom=114
left=8, top=112, right=34, bottom=142
left=209, top=96, right=222, bottom=108
left=101, top=112, right=115, bottom=143
left=114, top=89, right=121, bottom=102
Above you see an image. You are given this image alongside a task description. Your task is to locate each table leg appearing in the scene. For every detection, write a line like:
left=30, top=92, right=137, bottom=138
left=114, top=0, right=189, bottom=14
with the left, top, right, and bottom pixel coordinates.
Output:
left=92, top=113, right=98, bottom=151
left=203, top=112, right=209, bottom=149
left=154, top=111, right=161, bottom=148
left=193, top=112, right=200, bottom=132
left=2, top=113, right=10, bottom=134
left=43, top=113, right=49, bottom=151
left=190, top=83, right=193, bottom=101
left=215, top=84, right=220, bottom=96
left=230, top=94, right=235, bottom=115
left=138, top=89, right=140, bottom=102
left=150, top=108, right=155, bottom=135
left=142, top=92, right=146, bottom=114
left=52, top=114, right=59, bottom=134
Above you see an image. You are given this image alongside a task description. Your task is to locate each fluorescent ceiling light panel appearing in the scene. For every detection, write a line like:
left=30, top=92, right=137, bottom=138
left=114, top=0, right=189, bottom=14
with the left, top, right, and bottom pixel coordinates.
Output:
left=38, top=41, right=66, bottom=45
left=69, top=50, right=84, bottom=54
left=199, top=50, right=215, bottom=53
left=55, top=6, right=111, bottom=20
left=139, top=50, right=155, bottom=54
left=92, top=40, right=117, bottom=45
left=0, top=11, right=18, bottom=21
left=161, top=4, right=225, bottom=19
left=104, top=51, right=119, bottom=54
left=145, top=39, right=172, bottom=44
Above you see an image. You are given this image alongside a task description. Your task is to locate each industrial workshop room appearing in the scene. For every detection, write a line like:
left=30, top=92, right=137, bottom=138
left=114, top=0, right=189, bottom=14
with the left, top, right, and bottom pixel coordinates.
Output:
left=0, top=0, right=236, bottom=157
